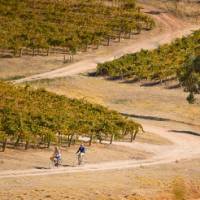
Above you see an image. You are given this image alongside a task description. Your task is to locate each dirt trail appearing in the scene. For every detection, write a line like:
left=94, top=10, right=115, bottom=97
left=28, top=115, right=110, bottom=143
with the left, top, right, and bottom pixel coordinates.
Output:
left=13, top=7, right=200, bottom=83
left=3, top=5, right=200, bottom=179
left=0, top=123, right=200, bottom=179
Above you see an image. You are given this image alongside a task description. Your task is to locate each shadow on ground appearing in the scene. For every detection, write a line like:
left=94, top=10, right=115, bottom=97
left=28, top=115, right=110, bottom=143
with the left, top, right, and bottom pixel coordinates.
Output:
left=169, top=130, right=200, bottom=137
left=34, top=167, right=49, bottom=170
left=121, top=113, right=200, bottom=128
left=144, top=10, right=167, bottom=15
left=122, top=113, right=170, bottom=122
left=34, top=164, right=74, bottom=170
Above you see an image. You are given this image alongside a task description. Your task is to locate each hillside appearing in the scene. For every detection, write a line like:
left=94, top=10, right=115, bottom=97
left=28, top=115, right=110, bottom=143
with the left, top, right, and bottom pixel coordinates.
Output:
left=1, top=1, right=200, bottom=200
left=0, top=81, right=142, bottom=151
left=96, top=29, right=200, bottom=82
left=0, top=0, right=154, bottom=57
left=8, top=7, right=199, bottom=84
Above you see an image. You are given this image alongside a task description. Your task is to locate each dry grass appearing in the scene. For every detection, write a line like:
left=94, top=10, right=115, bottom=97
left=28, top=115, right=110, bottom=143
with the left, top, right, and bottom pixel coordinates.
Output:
left=135, top=132, right=172, bottom=145
left=0, top=55, right=69, bottom=80
left=139, top=0, right=200, bottom=22
left=29, top=76, right=200, bottom=127
left=0, top=158, right=200, bottom=200
left=119, top=131, right=173, bottom=145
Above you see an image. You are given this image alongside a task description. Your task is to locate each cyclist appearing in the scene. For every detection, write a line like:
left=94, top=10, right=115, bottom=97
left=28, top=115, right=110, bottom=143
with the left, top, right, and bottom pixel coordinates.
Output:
left=76, top=143, right=86, bottom=165
left=50, top=146, right=62, bottom=167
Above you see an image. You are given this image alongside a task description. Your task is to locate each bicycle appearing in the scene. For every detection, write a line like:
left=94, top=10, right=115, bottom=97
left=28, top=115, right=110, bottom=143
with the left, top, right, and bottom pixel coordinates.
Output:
left=77, top=153, right=84, bottom=165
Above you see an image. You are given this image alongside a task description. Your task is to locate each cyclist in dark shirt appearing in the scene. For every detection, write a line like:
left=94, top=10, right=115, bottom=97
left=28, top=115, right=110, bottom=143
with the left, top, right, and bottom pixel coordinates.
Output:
left=76, top=143, right=86, bottom=154
left=76, top=143, right=86, bottom=165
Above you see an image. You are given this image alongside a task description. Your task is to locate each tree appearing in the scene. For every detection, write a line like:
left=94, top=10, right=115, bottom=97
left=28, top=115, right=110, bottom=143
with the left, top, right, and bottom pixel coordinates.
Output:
left=178, top=46, right=200, bottom=103
left=178, top=47, right=200, bottom=103
left=0, top=81, right=142, bottom=150
left=122, top=0, right=136, bottom=10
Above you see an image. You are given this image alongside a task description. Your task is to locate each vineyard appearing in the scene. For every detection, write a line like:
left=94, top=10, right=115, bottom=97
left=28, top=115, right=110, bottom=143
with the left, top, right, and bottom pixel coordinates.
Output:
left=0, top=82, right=142, bottom=152
left=96, top=29, right=200, bottom=82
left=0, top=0, right=155, bottom=57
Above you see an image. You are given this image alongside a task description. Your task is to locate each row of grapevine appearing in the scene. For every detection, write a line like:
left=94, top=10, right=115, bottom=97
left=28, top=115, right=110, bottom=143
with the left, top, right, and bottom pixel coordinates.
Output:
left=96, top=29, right=200, bottom=82
left=0, top=0, right=155, bottom=57
left=0, top=81, right=143, bottom=152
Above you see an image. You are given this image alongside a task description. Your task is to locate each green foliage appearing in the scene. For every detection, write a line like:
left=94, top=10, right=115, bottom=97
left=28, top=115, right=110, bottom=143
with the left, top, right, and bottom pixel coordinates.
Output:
left=178, top=55, right=200, bottom=103
left=0, top=0, right=154, bottom=55
left=96, top=29, right=200, bottom=81
left=0, top=81, right=142, bottom=149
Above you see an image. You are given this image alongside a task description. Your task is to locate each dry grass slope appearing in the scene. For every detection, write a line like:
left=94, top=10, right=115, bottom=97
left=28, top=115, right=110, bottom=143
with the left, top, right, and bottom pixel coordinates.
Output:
left=30, top=76, right=200, bottom=127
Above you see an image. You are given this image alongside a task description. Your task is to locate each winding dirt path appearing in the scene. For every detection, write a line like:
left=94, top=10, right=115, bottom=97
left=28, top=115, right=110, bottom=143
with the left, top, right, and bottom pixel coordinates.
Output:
left=4, top=5, right=200, bottom=179
left=13, top=7, right=200, bottom=83
left=0, top=123, right=200, bottom=179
